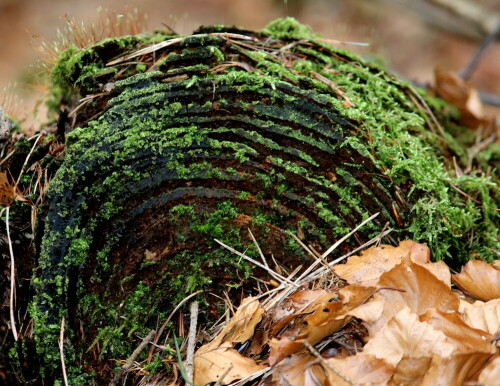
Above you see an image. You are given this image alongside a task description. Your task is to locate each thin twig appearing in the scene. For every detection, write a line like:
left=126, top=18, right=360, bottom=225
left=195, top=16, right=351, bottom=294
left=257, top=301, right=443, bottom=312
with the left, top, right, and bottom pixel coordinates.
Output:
left=149, top=290, right=203, bottom=362
left=186, top=301, right=199, bottom=383
left=6, top=206, right=18, bottom=341
left=110, top=329, right=156, bottom=386
left=459, top=22, right=500, bottom=80
left=15, top=132, right=43, bottom=186
left=303, top=341, right=354, bottom=384
left=59, top=317, right=69, bottom=386
left=214, top=364, right=233, bottom=386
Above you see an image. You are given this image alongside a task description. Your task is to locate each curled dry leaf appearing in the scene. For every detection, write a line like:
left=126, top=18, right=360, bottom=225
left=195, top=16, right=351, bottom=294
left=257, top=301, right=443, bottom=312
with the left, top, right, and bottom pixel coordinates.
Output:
left=363, top=307, right=455, bottom=367
left=479, top=355, right=500, bottom=386
left=459, top=298, right=500, bottom=335
left=325, top=353, right=394, bottom=385
left=346, top=292, right=385, bottom=324
left=433, top=68, right=490, bottom=129
left=332, top=240, right=430, bottom=287
left=420, top=308, right=495, bottom=353
left=269, top=300, right=349, bottom=365
left=0, top=172, right=15, bottom=206
left=194, top=342, right=266, bottom=386
left=452, top=260, right=500, bottom=301
left=272, top=354, right=327, bottom=386
left=212, top=297, right=263, bottom=346
left=270, top=289, right=335, bottom=336
left=269, top=286, right=382, bottom=366
left=194, top=297, right=266, bottom=385
left=391, top=356, right=432, bottom=385
left=421, top=352, right=493, bottom=386
left=366, top=256, right=459, bottom=335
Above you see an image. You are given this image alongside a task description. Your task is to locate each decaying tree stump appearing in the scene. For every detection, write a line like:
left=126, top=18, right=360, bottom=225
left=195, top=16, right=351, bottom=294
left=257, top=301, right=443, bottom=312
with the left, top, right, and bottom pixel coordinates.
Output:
left=1, top=18, right=498, bottom=383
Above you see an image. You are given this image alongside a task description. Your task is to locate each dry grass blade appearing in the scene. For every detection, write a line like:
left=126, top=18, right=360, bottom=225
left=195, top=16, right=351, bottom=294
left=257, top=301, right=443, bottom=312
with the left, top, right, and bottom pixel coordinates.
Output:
left=148, top=290, right=203, bottom=362
left=36, top=7, right=148, bottom=68
left=6, top=207, right=18, bottom=341
left=107, top=33, right=258, bottom=66
left=59, top=317, right=69, bottom=386
left=214, top=239, right=299, bottom=287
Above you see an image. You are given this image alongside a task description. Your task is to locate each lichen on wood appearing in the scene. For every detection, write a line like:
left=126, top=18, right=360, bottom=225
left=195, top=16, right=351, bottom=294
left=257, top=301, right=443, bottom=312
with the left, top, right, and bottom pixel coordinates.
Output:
left=2, top=17, right=499, bottom=383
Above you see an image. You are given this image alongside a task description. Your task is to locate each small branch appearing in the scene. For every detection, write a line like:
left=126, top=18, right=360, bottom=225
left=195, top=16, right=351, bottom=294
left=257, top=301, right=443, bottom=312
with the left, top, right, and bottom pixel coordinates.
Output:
left=214, top=364, right=233, bottom=386
left=110, top=329, right=156, bottom=386
left=59, top=317, right=69, bottom=386
left=185, top=301, right=199, bottom=383
left=428, top=0, right=500, bottom=37
left=459, top=23, right=500, bottom=80
left=149, top=290, right=203, bottom=362
left=6, top=206, right=18, bottom=341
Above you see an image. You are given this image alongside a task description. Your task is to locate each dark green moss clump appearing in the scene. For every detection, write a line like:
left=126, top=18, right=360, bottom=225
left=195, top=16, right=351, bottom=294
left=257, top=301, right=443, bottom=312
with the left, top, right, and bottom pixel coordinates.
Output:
left=6, top=17, right=498, bottom=383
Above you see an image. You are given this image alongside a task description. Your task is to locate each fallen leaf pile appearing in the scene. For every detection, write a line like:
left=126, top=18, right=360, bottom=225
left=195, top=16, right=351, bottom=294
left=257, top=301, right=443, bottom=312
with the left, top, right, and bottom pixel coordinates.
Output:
left=193, top=241, right=500, bottom=385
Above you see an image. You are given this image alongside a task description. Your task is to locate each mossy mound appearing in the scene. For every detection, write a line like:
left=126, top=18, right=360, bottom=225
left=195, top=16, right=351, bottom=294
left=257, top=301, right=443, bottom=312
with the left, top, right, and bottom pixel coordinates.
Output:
left=5, top=18, right=498, bottom=383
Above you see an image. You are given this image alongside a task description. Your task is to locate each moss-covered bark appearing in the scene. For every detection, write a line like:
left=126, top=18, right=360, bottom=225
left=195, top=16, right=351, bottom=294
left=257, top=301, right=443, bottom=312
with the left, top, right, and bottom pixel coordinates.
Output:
left=1, top=17, right=498, bottom=383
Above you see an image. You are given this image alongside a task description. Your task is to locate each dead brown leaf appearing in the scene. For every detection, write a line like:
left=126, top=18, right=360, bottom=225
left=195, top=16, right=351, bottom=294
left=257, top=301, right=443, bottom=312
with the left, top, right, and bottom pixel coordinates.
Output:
left=390, top=356, right=432, bottom=385
left=325, top=353, right=394, bottom=385
left=194, top=297, right=266, bottom=385
left=269, top=300, right=349, bottom=365
left=332, top=241, right=430, bottom=287
left=479, top=355, right=500, bottom=386
left=211, top=297, right=263, bottom=347
left=0, top=171, right=15, bottom=206
left=421, top=352, right=493, bottom=386
left=420, top=308, right=495, bottom=353
left=453, top=260, right=500, bottom=301
left=459, top=298, right=500, bottom=335
left=194, top=342, right=266, bottom=385
left=273, top=354, right=327, bottom=386
left=366, top=256, right=459, bottom=335
left=270, top=289, right=335, bottom=336
left=433, top=68, right=490, bottom=128
left=363, top=307, right=454, bottom=367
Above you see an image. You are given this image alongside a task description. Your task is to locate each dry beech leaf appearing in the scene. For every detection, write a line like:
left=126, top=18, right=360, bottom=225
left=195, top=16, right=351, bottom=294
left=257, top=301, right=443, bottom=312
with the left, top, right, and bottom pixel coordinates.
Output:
left=269, top=301, right=349, bottom=365
left=270, top=289, right=335, bottom=336
left=459, top=299, right=500, bottom=335
left=366, top=256, right=459, bottom=335
left=421, top=352, right=493, bottom=386
left=363, top=307, right=455, bottom=367
left=337, top=285, right=385, bottom=324
left=390, top=356, right=432, bottom=385
left=479, top=355, right=500, bottom=386
left=420, top=308, right=495, bottom=353
left=194, top=297, right=265, bottom=385
left=325, top=353, right=394, bottom=385
left=346, top=292, right=385, bottom=324
left=273, top=354, right=327, bottom=386
left=453, top=260, right=500, bottom=301
left=433, top=68, right=490, bottom=128
left=492, top=260, right=500, bottom=270
left=422, top=260, right=451, bottom=287
left=0, top=172, right=15, bottom=207
left=269, top=286, right=381, bottom=365
left=333, top=240, right=430, bottom=287
left=194, top=342, right=266, bottom=386
left=212, top=297, right=263, bottom=347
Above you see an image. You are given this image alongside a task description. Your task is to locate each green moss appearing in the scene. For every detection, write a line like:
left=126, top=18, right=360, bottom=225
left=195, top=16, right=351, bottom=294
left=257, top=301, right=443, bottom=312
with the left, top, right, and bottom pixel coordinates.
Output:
left=262, top=17, right=319, bottom=40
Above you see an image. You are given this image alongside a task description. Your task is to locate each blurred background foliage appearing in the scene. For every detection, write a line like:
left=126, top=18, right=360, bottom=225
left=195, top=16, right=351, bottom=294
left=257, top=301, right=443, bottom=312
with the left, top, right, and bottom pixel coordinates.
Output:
left=0, top=0, right=499, bottom=128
